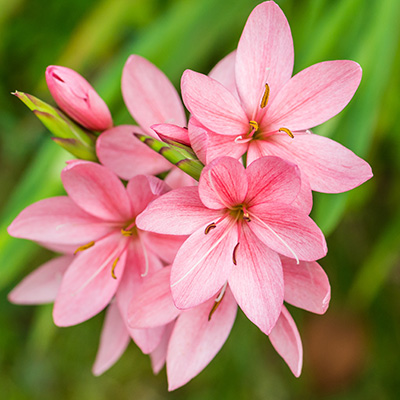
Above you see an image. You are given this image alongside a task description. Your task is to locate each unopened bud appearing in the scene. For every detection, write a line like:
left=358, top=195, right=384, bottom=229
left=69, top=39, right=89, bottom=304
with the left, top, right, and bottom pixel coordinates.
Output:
left=46, top=65, right=112, bottom=131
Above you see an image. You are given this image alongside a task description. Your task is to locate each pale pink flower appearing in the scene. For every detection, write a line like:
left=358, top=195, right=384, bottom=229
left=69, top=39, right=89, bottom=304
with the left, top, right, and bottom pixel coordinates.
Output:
left=181, top=1, right=372, bottom=193
left=136, top=156, right=327, bottom=334
left=46, top=65, right=113, bottom=131
left=128, top=257, right=331, bottom=389
left=96, top=55, right=191, bottom=185
left=8, top=161, right=185, bottom=356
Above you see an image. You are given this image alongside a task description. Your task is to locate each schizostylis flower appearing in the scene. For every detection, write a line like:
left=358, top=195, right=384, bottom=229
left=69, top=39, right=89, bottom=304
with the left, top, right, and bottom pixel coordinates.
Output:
left=8, top=161, right=185, bottom=355
left=137, top=156, right=327, bottom=334
left=181, top=1, right=372, bottom=193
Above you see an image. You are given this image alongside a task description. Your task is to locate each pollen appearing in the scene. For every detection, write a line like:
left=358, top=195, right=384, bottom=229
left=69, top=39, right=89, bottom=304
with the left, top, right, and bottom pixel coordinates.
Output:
left=74, top=241, right=95, bottom=255
left=111, top=257, right=119, bottom=279
left=121, top=228, right=134, bottom=236
left=260, top=83, right=270, bottom=108
left=232, top=242, right=240, bottom=265
left=249, top=120, right=259, bottom=132
left=205, top=222, right=217, bottom=235
left=278, top=127, right=294, bottom=138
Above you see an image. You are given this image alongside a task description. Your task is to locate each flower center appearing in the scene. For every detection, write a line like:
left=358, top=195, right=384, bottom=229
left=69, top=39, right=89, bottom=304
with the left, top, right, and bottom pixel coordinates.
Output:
left=121, top=220, right=137, bottom=237
left=235, top=82, right=295, bottom=143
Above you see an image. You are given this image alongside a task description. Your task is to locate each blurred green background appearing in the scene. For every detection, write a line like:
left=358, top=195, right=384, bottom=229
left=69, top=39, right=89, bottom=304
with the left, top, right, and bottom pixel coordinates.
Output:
left=1, top=0, right=399, bottom=398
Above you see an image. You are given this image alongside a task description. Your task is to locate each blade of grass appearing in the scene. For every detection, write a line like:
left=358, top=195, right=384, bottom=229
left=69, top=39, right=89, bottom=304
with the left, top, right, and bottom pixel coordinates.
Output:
left=312, top=0, right=400, bottom=235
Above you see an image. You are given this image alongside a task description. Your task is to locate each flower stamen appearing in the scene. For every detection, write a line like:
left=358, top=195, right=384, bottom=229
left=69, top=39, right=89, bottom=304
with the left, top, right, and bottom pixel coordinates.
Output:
left=121, top=228, right=134, bottom=236
left=111, top=257, right=119, bottom=279
left=205, top=222, right=217, bottom=235
left=260, top=83, right=270, bottom=108
left=208, top=281, right=228, bottom=321
left=278, top=127, right=294, bottom=139
left=232, top=242, right=240, bottom=265
left=74, top=241, right=95, bottom=255
left=249, top=120, right=259, bottom=132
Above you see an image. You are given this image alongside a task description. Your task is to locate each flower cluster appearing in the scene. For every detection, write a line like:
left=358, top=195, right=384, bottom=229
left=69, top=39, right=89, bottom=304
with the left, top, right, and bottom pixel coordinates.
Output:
left=8, top=1, right=372, bottom=391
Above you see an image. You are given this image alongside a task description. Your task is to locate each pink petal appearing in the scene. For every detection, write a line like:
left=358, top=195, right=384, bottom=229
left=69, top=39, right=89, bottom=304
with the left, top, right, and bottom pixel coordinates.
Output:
left=151, top=123, right=190, bottom=146
left=269, top=306, right=303, bottom=377
left=282, top=256, right=330, bottom=314
left=264, top=61, right=362, bottom=132
left=8, top=197, right=111, bottom=245
left=142, top=232, right=186, bottom=264
left=181, top=70, right=249, bottom=136
left=150, top=322, right=175, bottom=374
left=136, top=187, right=221, bottom=235
left=96, top=125, right=171, bottom=180
left=248, top=203, right=327, bottom=261
left=246, top=147, right=313, bottom=213
left=8, top=255, right=72, bottom=304
left=92, top=301, right=130, bottom=376
left=122, top=55, right=186, bottom=134
left=167, top=288, right=237, bottom=391
left=199, top=157, right=248, bottom=210
left=228, top=224, right=283, bottom=334
left=235, top=1, right=294, bottom=118
left=53, top=233, right=127, bottom=327
left=116, top=241, right=165, bottom=354
left=187, top=117, right=209, bottom=164
left=61, top=161, right=132, bottom=222
left=170, top=217, right=238, bottom=309
left=208, top=51, right=238, bottom=98
left=251, top=132, right=372, bottom=193
left=126, top=174, right=169, bottom=217
left=245, top=156, right=301, bottom=207
left=290, top=171, right=313, bottom=215
left=128, top=266, right=180, bottom=329
left=205, top=131, right=247, bottom=164
left=131, top=326, right=166, bottom=356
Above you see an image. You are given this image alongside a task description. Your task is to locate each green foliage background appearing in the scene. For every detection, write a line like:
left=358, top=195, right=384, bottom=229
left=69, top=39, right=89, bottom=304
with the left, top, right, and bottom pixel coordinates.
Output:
left=0, top=0, right=399, bottom=398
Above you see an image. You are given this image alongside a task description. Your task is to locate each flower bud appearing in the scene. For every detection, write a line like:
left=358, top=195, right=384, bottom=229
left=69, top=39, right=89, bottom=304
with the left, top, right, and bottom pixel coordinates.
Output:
left=46, top=65, right=112, bottom=131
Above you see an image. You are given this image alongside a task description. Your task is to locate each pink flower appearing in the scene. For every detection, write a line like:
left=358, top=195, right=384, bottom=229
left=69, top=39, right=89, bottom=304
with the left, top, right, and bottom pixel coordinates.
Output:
left=46, top=66, right=113, bottom=131
left=96, top=55, right=191, bottom=185
left=128, top=257, right=331, bottom=389
left=136, top=156, right=327, bottom=334
left=8, top=161, right=185, bottom=356
left=181, top=1, right=372, bottom=193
